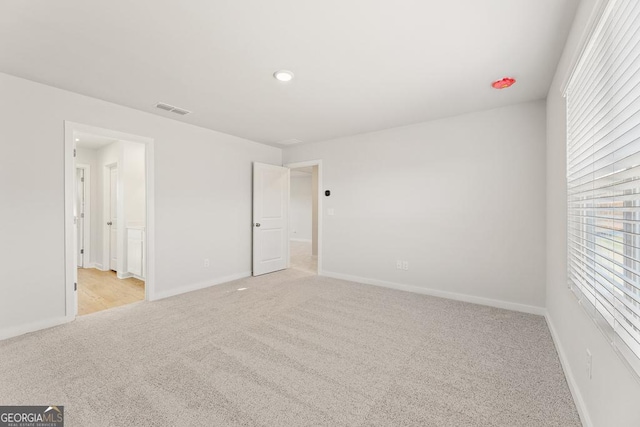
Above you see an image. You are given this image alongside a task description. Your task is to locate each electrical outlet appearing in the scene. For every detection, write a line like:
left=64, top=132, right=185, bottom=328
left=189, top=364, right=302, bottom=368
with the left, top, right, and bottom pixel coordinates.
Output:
left=396, top=260, right=402, bottom=269
left=586, top=349, right=592, bottom=379
left=204, top=258, right=210, bottom=268
left=402, top=261, right=409, bottom=270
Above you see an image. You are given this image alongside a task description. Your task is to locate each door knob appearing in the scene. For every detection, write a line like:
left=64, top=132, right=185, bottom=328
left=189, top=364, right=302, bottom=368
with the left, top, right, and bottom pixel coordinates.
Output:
left=107, top=221, right=113, bottom=226
left=255, top=223, right=261, bottom=227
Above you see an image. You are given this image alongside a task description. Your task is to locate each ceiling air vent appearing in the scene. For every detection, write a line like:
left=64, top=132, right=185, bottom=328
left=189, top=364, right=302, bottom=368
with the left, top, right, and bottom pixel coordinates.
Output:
left=155, top=102, right=191, bottom=115
left=171, top=107, right=191, bottom=115
left=155, top=102, right=174, bottom=111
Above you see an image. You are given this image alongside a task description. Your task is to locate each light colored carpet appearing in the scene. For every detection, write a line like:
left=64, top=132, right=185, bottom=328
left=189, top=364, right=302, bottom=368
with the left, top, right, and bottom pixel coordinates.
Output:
left=0, top=269, right=580, bottom=426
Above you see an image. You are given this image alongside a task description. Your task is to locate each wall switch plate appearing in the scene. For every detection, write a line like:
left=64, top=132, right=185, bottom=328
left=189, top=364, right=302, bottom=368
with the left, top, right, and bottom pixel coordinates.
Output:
left=396, top=260, right=402, bottom=269
left=204, top=258, right=210, bottom=268
left=586, top=349, right=592, bottom=379
left=402, top=261, right=409, bottom=270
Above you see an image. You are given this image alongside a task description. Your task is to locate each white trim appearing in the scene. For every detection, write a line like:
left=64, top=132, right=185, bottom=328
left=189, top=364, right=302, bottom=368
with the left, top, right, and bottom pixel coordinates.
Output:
left=285, top=160, right=323, bottom=274
left=560, top=0, right=612, bottom=95
left=64, top=124, right=76, bottom=321
left=103, top=162, right=118, bottom=273
left=151, top=271, right=252, bottom=301
left=545, top=313, right=593, bottom=427
left=115, top=150, right=125, bottom=279
left=64, top=121, right=156, bottom=317
left=290, top=238, right=312, bottom=243
left=0, top=316, right=69, bottom=341
left=145, top=139, right=156, bottom=300
left=117, top=272, right=134, bottom=280
left=321, top=270, right=546, bottom=316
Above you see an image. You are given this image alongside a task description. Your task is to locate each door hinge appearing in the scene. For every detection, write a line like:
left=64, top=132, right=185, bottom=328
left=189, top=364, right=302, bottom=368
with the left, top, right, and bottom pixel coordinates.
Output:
left=81, top=177, right=84, bottom=182
left=81, top=213, right=84, bottom=218
left=74, top=282, right=77, bottom=291
left=73, top=148, right=77, bottom=157
left=80, top=249, right=84, bottom=254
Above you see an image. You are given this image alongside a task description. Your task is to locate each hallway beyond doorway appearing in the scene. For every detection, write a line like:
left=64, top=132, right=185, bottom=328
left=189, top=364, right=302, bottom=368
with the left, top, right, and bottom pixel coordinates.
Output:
left=290, top=240, right=317, bottom=274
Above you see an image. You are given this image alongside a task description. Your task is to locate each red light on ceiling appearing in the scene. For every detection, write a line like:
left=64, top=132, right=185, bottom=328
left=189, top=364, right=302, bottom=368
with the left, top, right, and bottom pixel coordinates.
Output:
left=492, top=77, right=516, bottom=89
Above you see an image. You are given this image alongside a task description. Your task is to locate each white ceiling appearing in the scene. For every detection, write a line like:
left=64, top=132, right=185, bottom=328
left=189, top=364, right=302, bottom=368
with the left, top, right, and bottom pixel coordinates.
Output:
left=0, top=0, right=579, bottom=146
left=291, top=166, right=313, bottom=177
left=75, top=132, right=118, bottom=150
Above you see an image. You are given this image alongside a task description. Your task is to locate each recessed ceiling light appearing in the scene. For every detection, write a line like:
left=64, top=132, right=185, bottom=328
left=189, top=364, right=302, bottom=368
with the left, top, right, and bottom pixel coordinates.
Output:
left=273, top=70, right=294, bottom=82
left=492, top=77, right=516, bottom=89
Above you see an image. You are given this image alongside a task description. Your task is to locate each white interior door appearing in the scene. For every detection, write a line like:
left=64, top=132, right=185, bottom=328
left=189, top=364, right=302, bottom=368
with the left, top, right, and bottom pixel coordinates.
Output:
left=109, top=166, right=118, bottom=271
left=253, top=162, right=289, bottom=276
left=76, top=168, right=85, bottom=267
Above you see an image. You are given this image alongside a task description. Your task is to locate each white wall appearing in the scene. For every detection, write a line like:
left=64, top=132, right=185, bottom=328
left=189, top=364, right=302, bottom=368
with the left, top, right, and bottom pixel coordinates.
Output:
left=0, top=72, right=281, bottom=338
left=546, top=0, right=640, bottom=425
left=284, top=100, right=547, bottom=312
left=290, top=174, right=312, bottom=241
left=123, top=141, right=145, bottom=228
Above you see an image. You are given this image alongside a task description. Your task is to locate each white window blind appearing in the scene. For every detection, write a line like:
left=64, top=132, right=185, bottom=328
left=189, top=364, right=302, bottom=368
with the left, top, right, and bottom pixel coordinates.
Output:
left=566, top=0, right=640, bottom=375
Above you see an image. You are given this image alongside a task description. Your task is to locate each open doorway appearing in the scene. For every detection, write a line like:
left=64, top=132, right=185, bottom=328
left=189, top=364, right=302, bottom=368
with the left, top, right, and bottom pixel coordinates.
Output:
left=68, top=127, right=151, bottom=316
left=288, top=161, right=321, bottom=275
left=251, top=160, right=322, bottom=276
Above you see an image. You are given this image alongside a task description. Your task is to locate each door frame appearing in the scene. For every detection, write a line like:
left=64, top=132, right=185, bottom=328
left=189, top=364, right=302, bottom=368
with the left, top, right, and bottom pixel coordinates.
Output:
left=76, top=164, right=91, bottom=268
left=103, top=162, right=119, bottom=274
left=285, top=160, right=323, bottom=275
left=64, top=121, right=156, bottom=322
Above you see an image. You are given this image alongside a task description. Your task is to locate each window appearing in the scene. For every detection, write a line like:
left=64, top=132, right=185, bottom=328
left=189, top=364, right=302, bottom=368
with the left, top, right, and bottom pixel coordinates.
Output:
left=566, top=0, right=640, bottom=375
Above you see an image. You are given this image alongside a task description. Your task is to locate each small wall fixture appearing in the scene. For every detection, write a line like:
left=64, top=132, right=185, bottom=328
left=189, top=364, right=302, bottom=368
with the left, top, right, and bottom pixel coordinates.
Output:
left=273, top=70, right=295, bottom=82
left=492, top=77, right=516, bottom=89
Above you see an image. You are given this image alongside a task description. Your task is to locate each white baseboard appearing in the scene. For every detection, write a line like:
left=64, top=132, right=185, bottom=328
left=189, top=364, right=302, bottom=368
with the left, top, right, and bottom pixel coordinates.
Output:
left=545, top=313, right=592, bottom=427
left=117, top=272, right=133, bottom=280
left=321, top=270, right=546, bottom=316
left=290, top=238, right=312, bottom=243
left=151, top=271, right=252, bottom=301
left=0, top=316, right=70, bottom=341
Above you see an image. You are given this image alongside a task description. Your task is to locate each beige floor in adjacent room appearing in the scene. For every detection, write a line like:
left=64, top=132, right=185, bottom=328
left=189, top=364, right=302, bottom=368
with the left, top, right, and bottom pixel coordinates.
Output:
left=0, top=269, right=579, bottom=426
left=77, top=268, right=145, bottom=315
left=290, top=240, right=317, bottom=274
